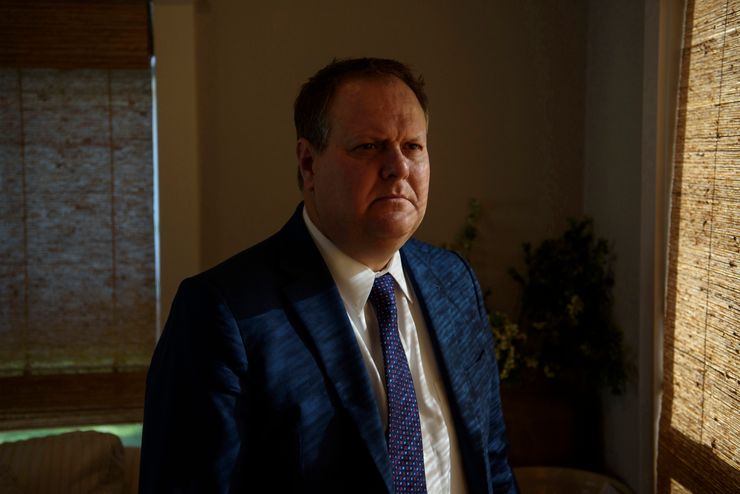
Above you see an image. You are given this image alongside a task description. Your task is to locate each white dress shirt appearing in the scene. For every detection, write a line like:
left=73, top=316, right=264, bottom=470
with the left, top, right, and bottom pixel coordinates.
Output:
left=303, top=208, right=467, bottom=493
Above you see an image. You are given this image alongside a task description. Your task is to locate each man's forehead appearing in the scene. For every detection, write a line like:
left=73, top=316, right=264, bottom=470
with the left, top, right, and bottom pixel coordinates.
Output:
left=334, top=75, right=416, bottom=103
left=328, top=76, right=426, bottom=122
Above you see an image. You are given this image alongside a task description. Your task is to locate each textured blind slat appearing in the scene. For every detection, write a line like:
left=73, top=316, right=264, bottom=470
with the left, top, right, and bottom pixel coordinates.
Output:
left=0, top=0, right=151, bottom=69
left=0, top=1, right=154, bottom=428
left=657, top=0, right=740, bottom=492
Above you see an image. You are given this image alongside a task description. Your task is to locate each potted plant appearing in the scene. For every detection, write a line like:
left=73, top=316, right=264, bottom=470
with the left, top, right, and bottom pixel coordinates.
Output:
left=494, top=217, right=627, bottom=394
left=450, top=201, right=628, bottom=469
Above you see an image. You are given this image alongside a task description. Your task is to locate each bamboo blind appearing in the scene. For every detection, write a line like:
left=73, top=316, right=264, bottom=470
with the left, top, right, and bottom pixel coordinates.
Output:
left=0, top=67, right=156, bottom=375
left=0, top=0, right=151, bottom=70
left=0, top=1, right=154, bottom=427
left=657, top=0, right=740, bottom=492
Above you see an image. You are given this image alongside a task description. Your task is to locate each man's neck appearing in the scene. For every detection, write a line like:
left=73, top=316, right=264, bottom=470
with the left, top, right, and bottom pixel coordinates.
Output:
left=302, top=205, right=396, bottom=271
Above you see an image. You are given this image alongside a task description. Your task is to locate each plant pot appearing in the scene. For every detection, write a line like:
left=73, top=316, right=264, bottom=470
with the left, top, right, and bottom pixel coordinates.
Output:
left=500, top=382, right=603, bottom=471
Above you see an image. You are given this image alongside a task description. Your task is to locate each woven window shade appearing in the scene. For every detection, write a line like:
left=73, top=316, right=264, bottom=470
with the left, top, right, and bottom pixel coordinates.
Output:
left=0, top=1, right=154, bottom=428
left=657, top=0, right=740, bottom=492
left=0, top=0, right=151, bottom=70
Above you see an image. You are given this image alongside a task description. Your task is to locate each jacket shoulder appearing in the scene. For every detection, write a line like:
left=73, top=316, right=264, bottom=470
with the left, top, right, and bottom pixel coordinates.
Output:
left=177, top=207, right=330, bottom=320
left=403, top=238, right=471, bottom=273
left=402, top=238, right=487, bottom=321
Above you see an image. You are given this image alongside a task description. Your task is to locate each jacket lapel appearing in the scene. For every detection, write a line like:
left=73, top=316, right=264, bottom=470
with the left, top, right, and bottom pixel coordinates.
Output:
left=401, top=242, right=488, bottom=486
left=276, top=207, right=393, bottom=492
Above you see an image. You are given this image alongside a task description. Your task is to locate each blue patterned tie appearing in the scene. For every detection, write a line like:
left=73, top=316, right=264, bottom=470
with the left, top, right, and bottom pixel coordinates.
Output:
left=369, top=273, right=427, bottom=493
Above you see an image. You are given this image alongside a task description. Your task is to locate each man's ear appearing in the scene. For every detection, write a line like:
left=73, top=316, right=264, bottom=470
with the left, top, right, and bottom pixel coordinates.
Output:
left=296, top=138, right=317, bottom=191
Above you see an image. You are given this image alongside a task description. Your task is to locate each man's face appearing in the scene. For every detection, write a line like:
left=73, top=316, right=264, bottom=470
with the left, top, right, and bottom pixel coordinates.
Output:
left=299, top=76, right=430, bottom=269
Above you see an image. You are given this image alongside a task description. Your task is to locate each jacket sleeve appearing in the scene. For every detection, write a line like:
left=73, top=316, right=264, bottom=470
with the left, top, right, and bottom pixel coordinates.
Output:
left=139, top=276, right=250, bottom=493
left=458, top=254, right=520, bottom=494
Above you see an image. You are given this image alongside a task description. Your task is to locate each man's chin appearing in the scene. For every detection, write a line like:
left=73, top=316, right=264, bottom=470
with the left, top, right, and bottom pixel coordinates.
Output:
left=367, top=216, right=422, bottom=244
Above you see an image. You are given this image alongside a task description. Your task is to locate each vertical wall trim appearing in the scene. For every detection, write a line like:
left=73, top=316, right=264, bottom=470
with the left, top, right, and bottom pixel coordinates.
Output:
left=641, top=2, right=660, bottom=490
left=651, top=1, right=688, bottom=492
left=151, top=0, right=201, bottom=334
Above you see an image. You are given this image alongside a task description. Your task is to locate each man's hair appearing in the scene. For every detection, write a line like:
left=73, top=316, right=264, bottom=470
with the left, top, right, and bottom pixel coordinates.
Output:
left=294, top=57, right=428, bottom=189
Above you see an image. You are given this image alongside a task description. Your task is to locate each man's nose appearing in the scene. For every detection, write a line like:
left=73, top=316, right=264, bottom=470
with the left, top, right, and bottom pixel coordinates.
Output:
left=380, top=146, right=410, bottom=180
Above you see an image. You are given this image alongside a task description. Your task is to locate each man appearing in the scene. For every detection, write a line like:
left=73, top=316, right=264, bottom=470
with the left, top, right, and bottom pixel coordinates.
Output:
left=140, top=58, right=517, bottom=493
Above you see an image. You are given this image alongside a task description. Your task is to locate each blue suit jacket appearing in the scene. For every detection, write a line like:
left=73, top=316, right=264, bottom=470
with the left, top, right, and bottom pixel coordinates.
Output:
left=140, top=205, right=517, bottom=493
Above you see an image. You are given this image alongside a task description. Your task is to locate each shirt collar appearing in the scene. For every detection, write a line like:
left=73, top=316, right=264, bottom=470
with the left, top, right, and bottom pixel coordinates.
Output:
left=302, top=206, right=412, bottom=313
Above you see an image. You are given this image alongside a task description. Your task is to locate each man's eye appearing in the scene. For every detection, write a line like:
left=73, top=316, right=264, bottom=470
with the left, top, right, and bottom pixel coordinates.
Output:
left=406, top=143, right=423, bottom=151
left=356, top=143, right=377, bottom=151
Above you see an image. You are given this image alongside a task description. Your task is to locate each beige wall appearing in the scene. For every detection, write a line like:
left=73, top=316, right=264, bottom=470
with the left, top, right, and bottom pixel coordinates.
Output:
left=190, top=0, right=587, bottom=317
left=584, top=1, right=685, bottom=492
left=584, top=2, right=646, bottom=490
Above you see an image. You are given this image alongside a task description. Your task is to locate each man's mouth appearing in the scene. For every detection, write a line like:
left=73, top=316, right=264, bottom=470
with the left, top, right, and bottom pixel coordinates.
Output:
left=374, top=195, right=410, bottom=205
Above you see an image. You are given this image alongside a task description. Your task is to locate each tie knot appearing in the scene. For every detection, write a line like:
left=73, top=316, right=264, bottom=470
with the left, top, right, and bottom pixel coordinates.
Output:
left=369, top=273, right=396, bottom=312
